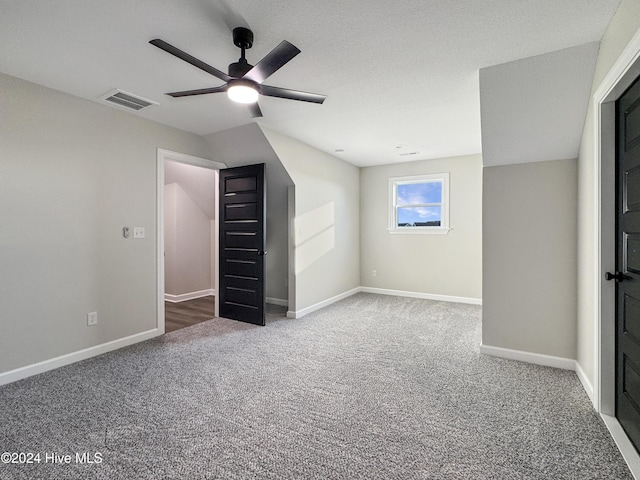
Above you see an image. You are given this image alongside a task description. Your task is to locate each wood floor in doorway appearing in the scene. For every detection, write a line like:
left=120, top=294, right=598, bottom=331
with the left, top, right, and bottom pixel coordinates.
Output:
left=165, top=296, right=215, bottom=333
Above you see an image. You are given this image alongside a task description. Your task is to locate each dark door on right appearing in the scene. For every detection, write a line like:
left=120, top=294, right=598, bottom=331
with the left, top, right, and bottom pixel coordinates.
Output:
left=615, top=74, right=640, bottom=452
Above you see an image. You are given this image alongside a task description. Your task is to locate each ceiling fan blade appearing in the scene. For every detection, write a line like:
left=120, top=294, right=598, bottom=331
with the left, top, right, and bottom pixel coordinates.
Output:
left=150, top=39, right=232, bottom=83
left=166, top=86, right=228, bottom=97
left=243, top=40, right=301, bottom=84
left=247, top=102, right=263, bottom=118
left=259, top=84, right=326, bottom=104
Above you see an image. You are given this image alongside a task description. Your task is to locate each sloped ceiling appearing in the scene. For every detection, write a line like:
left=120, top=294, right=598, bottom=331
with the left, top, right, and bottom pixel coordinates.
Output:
left=0, top=0, right=621, bottom=166
left=164, top=160, right=217, bottom=219
left=480, top=42, right=601, bottom=167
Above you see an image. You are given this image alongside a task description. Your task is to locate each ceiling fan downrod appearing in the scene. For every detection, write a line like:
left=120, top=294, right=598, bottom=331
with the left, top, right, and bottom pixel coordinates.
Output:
left=230, top=27, right=254, bottom=77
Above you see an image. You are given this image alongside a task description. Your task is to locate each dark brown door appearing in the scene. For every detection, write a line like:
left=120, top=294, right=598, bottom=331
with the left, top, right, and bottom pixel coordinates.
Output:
left=614, top=74, right=640, bottom=451
left=219, top=163, right=266, bottom=326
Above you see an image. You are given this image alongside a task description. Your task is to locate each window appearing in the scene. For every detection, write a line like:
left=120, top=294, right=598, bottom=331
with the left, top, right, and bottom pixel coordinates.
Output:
left=389, top=173, right=450, bottom=234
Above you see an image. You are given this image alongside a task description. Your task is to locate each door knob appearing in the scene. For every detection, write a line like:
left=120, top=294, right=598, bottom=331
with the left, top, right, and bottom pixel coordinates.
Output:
left=605, top=271, right=630, bottom=282
left=258, top=251, right=267, bottom=256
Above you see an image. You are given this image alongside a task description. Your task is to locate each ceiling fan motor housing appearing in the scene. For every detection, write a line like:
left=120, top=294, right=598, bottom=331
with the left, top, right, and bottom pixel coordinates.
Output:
left=229, top=60, right=253, bottom=78
left=233, top=27, right=253, bottom=50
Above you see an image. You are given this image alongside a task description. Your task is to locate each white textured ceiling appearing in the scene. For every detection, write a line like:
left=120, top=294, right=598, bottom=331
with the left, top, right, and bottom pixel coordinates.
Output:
left=0, top=0, right=621, bottom=166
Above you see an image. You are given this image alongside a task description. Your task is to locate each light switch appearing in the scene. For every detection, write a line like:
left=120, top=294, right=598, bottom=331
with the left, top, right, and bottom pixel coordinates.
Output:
left=133, top=227, right=145, bottom=239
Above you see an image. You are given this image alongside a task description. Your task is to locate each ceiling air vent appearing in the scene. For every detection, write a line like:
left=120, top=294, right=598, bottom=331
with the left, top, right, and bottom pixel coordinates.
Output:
left=99, top=89, right=158, bottom=111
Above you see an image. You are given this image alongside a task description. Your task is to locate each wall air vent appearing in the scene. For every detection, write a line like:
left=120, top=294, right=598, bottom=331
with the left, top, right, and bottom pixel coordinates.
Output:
left=99, top=89, right=158, bottom=111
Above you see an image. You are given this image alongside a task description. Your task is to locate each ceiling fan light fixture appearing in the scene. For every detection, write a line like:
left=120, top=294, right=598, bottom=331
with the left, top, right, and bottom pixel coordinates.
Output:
left=150, top=29, right=326, bottom=117
left=227, top=82, right=259, bottom=104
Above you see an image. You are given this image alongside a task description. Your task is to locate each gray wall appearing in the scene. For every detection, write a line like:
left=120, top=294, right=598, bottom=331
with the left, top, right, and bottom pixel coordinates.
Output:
left=360, top=154, right=482, bottom=300
left=479, top=41, right=599, bottom=360
left=483, top=159, right=577, bottom=358
left=0, top=72, right=212, bottom=373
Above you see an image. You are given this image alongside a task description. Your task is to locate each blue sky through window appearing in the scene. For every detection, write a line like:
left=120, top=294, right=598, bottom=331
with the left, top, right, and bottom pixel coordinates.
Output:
left=397, top=181, right=442, bottom=205
left=396, top=181, right=442, bottom=225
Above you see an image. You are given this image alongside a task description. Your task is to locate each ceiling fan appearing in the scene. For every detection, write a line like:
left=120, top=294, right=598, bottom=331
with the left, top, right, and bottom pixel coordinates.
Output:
left=150, top=27, right=326, bottom=118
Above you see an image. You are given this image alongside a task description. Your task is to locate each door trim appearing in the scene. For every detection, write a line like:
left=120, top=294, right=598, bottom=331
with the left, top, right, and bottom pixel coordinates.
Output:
left=156, top=148, right=226, bottom=332
left=594, top=27, right=640, bottom=477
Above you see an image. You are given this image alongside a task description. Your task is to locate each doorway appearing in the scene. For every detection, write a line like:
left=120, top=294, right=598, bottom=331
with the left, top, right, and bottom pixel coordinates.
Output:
left=165, top=296, right=216, bottom=333
left=156, top=149, right=226, bottom=333
left=595, top=29, right=640, bottom=475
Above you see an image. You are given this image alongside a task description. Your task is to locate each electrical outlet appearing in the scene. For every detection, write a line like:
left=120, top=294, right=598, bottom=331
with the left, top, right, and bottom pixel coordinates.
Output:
left=372, top=270, right=377, bottom=277
left=87, top=312, right=98, bottom=326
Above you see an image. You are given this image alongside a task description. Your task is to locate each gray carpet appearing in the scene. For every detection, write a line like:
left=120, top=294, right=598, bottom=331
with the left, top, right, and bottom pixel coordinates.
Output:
left=0, top=293, right=633, bottom=479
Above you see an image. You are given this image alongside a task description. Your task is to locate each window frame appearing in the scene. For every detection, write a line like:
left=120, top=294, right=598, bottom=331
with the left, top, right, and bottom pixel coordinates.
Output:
left=388, top=173, right=450, bottom=235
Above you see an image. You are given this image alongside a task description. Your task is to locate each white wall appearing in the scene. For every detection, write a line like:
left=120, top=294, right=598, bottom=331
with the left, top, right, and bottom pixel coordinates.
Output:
left=164, top=184, right=178, bottom=295
left=0, top=72, right=212, bottom=374
left=577, top=0, right=640, bottom=387
left=261, top=127, right=360, bottom=313
left=164, top=183, right=212, bottom=296
left=483, top=159, right=578, bottom=358
left=360, top=154, right=482, bottom=301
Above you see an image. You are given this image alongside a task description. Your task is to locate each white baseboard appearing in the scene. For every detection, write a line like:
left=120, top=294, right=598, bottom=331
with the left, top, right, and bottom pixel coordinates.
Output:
left=479, top=343, right=575, bottom=370
left=0, top=329, right=161, bottom=387
left=166, top=291, right=283, bottom=306
left=287, top=286, right=482, bottom=318
left=360, top=287, right=482, bottom=305
left=480, top=345, right=596, bottom=417
left=287, top=287, right=361, bottom=318
left=164, top=289, right=214, bottom=303
left=574, top=361, right=594, bottom=404
left=602, top=414, right=640, bottom=480
left=266, top=297, right=288, bottom=307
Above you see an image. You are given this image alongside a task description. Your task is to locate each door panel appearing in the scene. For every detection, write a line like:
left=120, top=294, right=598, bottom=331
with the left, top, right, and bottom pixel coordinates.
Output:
left=225, top=203, right=258, bottom=221
left=218, top=163, right=266, bottom=326
left=625, top=97, right=640, bottom=149
left=616, top=74, right=640, bottom=452
left=624, top=164, right=640, bottom=209
left=623, top=294, right=640, bottom=342
left=625, top=233, right=640, bottom=275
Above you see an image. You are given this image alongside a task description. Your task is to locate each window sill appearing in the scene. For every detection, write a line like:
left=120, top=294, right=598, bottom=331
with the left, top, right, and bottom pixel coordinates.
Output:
left=388, top=227, right=451, bottom=235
